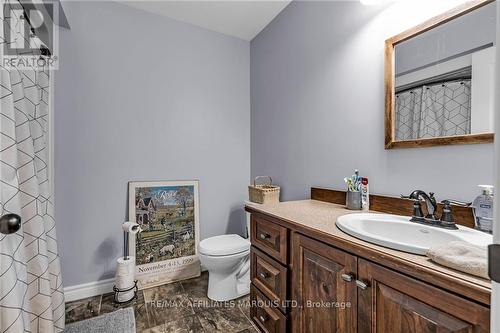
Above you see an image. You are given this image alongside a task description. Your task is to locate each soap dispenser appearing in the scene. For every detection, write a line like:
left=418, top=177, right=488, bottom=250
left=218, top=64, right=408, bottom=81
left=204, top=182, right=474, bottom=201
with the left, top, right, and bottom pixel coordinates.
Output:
left=472, top=185, right=494, bottom=234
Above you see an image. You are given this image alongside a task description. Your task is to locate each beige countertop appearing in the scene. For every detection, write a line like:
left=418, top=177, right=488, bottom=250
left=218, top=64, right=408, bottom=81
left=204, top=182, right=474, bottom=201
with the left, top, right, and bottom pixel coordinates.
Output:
left=246, top=199, right=491, bottom=304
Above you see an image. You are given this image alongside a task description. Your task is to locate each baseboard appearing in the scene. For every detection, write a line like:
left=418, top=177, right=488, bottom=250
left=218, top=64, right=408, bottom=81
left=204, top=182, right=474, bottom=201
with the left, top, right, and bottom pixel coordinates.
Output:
left=64, top=268, right=208, bottom=302
left=64, top=278, right=115, bottom=302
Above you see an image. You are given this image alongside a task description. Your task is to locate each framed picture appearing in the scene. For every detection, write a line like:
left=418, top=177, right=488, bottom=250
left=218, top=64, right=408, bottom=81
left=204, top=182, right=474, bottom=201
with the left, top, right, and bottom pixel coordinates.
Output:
left=128, top=180, right=201, bottom=289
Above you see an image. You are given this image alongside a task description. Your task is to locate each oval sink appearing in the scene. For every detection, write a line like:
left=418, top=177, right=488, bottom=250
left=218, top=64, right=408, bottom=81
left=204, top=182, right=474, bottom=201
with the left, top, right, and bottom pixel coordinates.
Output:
left=336, top=213, right=492, bottom=255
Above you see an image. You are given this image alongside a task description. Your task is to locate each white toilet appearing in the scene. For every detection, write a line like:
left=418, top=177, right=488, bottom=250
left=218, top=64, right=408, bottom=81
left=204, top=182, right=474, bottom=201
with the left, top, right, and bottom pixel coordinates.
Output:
left=198, top=205, right=253, bottom=301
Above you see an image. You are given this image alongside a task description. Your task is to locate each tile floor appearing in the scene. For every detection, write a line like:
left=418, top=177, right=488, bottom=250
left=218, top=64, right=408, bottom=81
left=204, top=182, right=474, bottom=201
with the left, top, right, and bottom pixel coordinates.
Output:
left=65, top=272, right=258, bottom=333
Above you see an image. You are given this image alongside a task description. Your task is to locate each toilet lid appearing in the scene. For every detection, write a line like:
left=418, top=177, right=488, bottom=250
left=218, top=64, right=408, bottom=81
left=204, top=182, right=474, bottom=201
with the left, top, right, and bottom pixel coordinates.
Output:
left=199, top=234, right=250, bottom=256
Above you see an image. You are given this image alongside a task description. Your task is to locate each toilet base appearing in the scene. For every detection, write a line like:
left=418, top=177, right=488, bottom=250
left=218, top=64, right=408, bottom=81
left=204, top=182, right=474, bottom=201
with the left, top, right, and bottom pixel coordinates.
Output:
left=206, top=260, right=250, bottom=301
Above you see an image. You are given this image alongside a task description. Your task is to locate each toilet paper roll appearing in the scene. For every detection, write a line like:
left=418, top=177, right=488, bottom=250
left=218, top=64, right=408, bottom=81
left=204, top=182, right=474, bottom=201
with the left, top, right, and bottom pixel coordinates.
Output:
left=122, top=221, right=141, bottom=234
left=115, top=256, right=136, bottom=302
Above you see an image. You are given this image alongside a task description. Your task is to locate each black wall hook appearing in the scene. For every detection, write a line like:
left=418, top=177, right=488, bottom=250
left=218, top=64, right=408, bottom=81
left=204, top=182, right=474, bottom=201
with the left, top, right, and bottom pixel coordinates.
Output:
left=0, top=214, right=22, bottom=235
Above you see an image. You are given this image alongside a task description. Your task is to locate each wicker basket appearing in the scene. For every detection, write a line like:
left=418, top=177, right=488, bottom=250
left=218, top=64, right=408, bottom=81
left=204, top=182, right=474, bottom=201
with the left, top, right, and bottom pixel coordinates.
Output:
left=248, top=176, right=280, bottom=204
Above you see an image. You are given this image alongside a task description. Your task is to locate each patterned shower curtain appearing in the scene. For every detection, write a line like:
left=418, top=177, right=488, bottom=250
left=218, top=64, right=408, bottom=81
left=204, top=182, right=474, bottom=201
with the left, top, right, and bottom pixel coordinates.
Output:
left=1, top=2, right=65, bottom=332
left=395, top=80, right=472, bottom=140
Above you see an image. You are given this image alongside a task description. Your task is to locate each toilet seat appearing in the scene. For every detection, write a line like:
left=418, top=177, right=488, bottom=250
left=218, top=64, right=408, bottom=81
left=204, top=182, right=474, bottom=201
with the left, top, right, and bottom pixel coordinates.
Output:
left=199, top=234, right=250, bottom=256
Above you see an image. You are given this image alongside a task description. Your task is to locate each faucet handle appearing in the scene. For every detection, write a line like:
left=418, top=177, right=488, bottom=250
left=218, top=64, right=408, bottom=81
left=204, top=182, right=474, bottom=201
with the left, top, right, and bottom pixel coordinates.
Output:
left=440, top=200, right=471, bottom=226
left=440, top=199, right=472, bottom=207
left=440, top=201, right=454, bottom=224
left=401, top=194, right=420, bottom=200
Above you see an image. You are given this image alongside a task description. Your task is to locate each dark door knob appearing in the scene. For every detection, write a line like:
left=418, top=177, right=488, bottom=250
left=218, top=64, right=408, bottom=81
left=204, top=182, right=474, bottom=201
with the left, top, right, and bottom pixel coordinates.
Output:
left=0, top=214, right=22, bottom=234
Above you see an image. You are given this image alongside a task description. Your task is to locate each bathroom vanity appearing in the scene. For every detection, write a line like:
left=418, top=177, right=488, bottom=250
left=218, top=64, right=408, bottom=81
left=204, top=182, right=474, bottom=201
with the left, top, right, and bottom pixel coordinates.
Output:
left=246, top=188, right=491, bottom=333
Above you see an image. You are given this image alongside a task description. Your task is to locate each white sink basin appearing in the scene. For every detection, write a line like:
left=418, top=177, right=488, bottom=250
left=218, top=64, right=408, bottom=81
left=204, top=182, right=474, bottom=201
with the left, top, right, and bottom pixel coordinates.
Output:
left=336, top=213, right=492, bottom=255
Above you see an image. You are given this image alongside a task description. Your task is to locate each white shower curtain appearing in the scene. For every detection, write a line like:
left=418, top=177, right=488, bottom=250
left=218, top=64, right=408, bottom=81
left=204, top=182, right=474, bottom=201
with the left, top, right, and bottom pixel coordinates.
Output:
left=0, top=3, right=65, bottom=332
left=395, top=80, right=472, bottom=140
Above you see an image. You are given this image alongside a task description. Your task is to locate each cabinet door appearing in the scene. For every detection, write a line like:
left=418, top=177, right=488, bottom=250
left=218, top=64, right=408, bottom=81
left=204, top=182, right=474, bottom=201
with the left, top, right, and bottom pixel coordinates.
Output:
left=292, top=233, right=357, bottom=333
left=357, top=259, right=490, bottom=333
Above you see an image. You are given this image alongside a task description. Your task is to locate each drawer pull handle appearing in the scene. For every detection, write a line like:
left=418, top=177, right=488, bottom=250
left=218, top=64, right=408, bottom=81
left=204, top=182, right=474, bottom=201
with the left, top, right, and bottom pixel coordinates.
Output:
left=259, top=315, right=268, bottom=323
left=259, top=233, right=270, bottom=240
left=355, top=280, right=369, bottom=290
left=341, top=273, right=354, bottom=282
left=259, top=272, right=269, bottom=279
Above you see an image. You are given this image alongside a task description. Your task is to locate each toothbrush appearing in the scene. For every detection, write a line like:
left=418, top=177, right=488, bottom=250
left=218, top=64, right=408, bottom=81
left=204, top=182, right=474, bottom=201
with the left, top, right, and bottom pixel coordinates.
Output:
left=354, top=170, right=361, bottom=191
left=344, top=178, right=351, bottom=191
left=344, top=177, right=355, bottom=191
left=345, top=170, right=363, bottom=192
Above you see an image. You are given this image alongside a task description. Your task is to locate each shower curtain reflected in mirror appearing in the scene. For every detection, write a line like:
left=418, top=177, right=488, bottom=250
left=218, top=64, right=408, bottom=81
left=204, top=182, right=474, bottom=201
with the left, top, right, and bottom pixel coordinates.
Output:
left=395, top=80, right=472, bottom=141
left=0, top=4, right=65, bottom=333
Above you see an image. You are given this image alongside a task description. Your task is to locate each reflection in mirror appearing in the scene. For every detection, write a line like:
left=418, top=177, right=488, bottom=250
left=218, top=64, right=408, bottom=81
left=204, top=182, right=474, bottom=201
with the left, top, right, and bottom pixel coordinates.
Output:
left=393, top=1, right=496, bottom=142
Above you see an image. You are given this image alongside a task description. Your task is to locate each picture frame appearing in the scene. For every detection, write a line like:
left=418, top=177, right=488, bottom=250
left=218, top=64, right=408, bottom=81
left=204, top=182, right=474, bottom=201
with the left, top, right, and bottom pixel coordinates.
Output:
left=128, top=180, right=201, bottom=289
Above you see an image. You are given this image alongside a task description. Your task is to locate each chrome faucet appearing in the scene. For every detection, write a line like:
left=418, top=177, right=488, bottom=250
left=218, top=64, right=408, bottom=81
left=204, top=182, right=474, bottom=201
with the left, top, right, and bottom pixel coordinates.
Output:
left=401, top=190, right=471, bottom=230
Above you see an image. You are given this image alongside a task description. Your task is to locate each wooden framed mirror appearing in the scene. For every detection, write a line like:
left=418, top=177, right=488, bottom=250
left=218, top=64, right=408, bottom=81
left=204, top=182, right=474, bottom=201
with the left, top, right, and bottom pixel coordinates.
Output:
left=384, top=0, right=496, bottom=149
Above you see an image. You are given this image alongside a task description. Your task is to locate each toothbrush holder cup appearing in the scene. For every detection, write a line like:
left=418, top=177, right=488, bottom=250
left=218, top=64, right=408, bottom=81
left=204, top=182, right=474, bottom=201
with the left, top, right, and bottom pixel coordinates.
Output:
left=346, top=190, right=362, bottom=210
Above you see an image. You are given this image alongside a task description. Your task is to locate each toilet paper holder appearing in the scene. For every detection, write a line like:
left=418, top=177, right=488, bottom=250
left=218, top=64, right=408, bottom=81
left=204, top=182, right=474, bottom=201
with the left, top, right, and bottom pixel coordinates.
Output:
left=112, top=221, right=141, bottom=304
left=122, top=221, right=142, bottom=260
left=112, top=280, right=138, bottom=304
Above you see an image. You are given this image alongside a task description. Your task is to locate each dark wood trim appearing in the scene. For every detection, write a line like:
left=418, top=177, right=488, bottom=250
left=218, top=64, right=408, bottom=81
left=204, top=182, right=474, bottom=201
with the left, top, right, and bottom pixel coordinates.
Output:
left=311, top=187, right=475, bottom=229
left=310, top=187, right=346, bottom=205
left=244, top=208, right=491, bottom=306
left=384, top=37, right=396, bottom=148
left=386, top=133, right=494, bottom=149
left=384, top=0, right=495, bottom=149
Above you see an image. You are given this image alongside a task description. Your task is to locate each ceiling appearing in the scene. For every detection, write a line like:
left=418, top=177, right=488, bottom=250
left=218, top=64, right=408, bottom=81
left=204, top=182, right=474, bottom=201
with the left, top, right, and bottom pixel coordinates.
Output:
left=121, top=1, right=291, bottom=41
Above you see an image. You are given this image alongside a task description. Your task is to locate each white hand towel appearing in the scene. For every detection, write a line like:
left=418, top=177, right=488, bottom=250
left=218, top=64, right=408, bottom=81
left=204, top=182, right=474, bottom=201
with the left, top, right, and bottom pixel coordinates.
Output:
left=426, top=241, right=488, bottom=279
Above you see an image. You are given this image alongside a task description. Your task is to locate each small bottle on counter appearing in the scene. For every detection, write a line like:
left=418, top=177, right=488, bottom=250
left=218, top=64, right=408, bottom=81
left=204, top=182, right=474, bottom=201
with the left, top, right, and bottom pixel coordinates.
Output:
left=361, top=177, right=369, bottom=211
left=472, top=185, right=493, bottom=234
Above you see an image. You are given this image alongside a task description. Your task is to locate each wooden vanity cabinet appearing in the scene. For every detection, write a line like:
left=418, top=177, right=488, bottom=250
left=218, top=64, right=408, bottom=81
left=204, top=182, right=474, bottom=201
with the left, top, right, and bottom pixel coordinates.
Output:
left=292, top=233, right=357, bottom=333
left=251, top=285, right=287, bottom=333
left=249, top=213, right=491, bottom=333
left=250, top=215, right=290, bottom=333
left=357, top=259, right=490, bottom=333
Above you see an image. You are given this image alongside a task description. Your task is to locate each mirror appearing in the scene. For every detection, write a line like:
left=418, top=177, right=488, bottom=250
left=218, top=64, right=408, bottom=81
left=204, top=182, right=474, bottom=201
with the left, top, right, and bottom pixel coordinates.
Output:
left=385, top=0, right=496, bottom=149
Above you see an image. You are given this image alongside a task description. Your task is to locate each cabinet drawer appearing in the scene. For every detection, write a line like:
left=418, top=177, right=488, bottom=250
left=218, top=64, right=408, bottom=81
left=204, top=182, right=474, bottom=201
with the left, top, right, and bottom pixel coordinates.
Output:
left=251, top=284, right=287, bottom=333
left=251, top=246, right=287, bottom=312
left=251, top=215, right=288, bottom=264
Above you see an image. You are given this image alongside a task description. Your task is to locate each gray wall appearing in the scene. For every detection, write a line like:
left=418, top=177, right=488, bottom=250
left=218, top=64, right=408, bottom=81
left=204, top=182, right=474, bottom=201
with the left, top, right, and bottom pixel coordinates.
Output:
left=55, top=1, right=250, bottom=286
left=251, top=1, right=494, bottom=203
left=395, top=2, right=497, bottom=75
